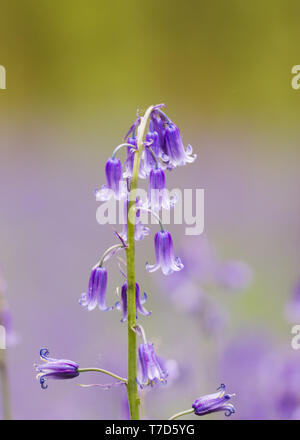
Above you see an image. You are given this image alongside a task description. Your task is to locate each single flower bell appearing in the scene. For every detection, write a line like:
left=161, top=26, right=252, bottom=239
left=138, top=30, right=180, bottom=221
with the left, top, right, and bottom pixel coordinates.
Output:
left=146, top=229, right=184, bottom=276
left=164, top=122, right=196, bottom=168
left=35, top=349, right=79, bottom=389
left=192, top=384, right=236, bottom=417
left=79, top=265, right=113, bottom=312
left=95, top=156, right=125, bottom=201
left=147, top=167, right=176, bottom=211
left=115, top=282, right=151, bottom=322
left=138, top=342, right=168, bottom=388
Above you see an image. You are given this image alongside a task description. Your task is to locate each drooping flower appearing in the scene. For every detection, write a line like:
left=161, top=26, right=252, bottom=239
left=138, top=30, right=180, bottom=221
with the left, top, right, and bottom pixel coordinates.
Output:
left=146, top=229, right=184, bottom=275
left=115, top=282, right=151, bottom=322
left=143, top=122, right=162, bottom=175
left=95, top=157, right=125, bottom=201
left=192, top=384, right=236, bottom=417
left=123, top=137, right=146, bottom=179
left=147, top=167, right=176, bottom=211
left=79, top=265, right=113, bottom=311
left=138, top=342, right=168, bottom=388
left=35, top=348, right=79, bottom=389
left=150, top=111, right=168, bottom=159
left=150, top=109, right=196, bottom=168
left=119, top=196, right=149, bottom=242
left=164, top=122, right=196, bottom=168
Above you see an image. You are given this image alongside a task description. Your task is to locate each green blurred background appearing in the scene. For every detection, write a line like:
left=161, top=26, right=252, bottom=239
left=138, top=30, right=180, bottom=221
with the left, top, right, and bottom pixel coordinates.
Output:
left=1, top=0, right=300, bottom=127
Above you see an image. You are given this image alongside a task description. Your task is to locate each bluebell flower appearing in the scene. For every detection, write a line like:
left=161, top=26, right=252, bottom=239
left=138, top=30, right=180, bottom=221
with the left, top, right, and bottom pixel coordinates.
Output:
left=115, top=282, right=151, bottom=322
left=143, top=122, right=162, bottom=175
left=150, top=111, right=168, bottom=159
left=35, top=348, right=79, bottom=389
left=123, top=137, right=146, bottom=179
left=146, top=230, right=184, bottom=275
left=192, top=384, right=236, bottom=416
left=147, top=167, right=176, bottom=211
left=150, top=110, right=196, bottom=168
left=79, top=265, right=113, bottom=311
left=164, top=122, right=196, bottom=168
left=138, top=342, right=168, bottom=388
left=95, top=157, right=125, bottom=201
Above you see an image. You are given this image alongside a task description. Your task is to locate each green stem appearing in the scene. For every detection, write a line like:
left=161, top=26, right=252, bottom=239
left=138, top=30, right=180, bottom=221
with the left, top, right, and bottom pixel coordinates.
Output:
left=0, top=349, right=11, bottom=420
left=77, top=368, right=127, bottom=383
left=126, top=105, right=153, bottom=420
left=168, top=408, right=194, bottom=420
left=112, top=143, right=136, bottom=159
left=98, top=244, right=125, bottom=267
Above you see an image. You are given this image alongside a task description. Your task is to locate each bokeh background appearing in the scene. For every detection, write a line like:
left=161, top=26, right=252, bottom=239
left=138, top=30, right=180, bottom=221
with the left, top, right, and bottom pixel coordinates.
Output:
left=0, top=0, right=300, bottom=419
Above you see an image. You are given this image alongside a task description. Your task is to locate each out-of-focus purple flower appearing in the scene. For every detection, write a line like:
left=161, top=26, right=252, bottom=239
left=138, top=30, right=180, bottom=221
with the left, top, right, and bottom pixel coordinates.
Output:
left=285, top=279, right=300, bottom=322
left=115, top=282, right=151, bottom=322
left=35, top=348, right=79, bottom=389
left=147, top=168, right=176, bottom=211
left=123, top=137, right=146, bottom=179
left=79, top=266, right=113, bottom=311
left=216, top=260, right=253, bottom=291
left=258, top=349, right=300, bottom=420
left=138, top=342, right=168, bottom=388
left=199, top=296, right=228, bottom=336
left=146, top=230, right=184, bottom=276
left=119, top=196, right=150, bottom=242
left=95, top=157, right=125, bottom=201
left=192, top=384, right=235, bottom=417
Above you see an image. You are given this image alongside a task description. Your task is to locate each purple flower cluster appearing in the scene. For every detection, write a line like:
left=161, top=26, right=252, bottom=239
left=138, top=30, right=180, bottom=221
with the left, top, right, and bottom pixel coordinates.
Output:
left=86, top=106, right=197, bottom=322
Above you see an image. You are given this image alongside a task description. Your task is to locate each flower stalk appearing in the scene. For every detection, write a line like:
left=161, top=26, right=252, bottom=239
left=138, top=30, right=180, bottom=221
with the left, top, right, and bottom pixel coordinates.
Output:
left=126, top=106, right=153, bottom=420
left=168, top=408, right=194, bottom=420
left=77, top=368, right=127, bottom=383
